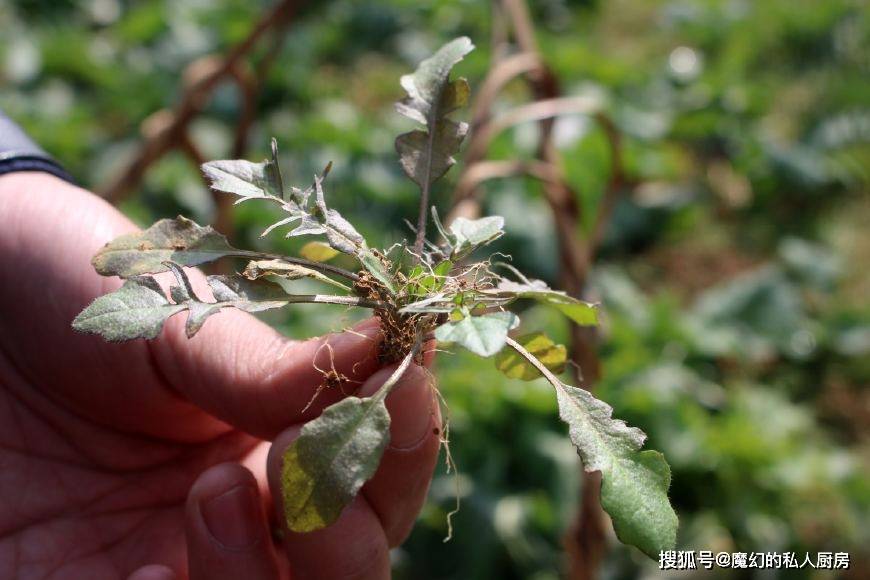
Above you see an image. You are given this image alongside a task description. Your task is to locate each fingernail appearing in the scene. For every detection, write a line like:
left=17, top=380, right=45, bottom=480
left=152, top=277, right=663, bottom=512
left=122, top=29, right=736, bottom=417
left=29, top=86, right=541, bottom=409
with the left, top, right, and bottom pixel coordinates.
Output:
left=388, top=366, right=436, bottom=450
left=201, top=484, right=262, bottom=550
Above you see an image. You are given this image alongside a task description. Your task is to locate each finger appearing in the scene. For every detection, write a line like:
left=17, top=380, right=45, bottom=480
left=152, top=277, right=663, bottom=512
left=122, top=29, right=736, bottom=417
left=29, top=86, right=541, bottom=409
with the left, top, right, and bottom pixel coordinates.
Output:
left=358, top=363, right=441, bottom=546
left=126, top=565, right=176, bottom=580
left=268, top=427, right=391, bottom=580
left=186, top=463, right=280, bottom=580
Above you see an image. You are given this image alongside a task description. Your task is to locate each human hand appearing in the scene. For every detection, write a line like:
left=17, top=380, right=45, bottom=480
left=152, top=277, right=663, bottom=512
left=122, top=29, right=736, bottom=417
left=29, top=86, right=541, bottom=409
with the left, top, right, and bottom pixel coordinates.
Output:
left=0, top=173, right=441, bottom=579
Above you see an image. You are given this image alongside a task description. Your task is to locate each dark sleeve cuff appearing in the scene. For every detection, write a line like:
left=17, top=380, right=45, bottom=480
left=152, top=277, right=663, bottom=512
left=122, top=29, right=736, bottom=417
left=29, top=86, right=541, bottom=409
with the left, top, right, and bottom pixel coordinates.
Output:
left=0, top=112, right=75, bottom=184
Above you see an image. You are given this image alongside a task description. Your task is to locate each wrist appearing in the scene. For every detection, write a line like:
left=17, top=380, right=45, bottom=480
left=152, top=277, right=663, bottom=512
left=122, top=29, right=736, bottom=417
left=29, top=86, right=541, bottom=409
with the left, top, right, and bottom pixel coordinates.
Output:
left=0, top=111, right=75, bottom=184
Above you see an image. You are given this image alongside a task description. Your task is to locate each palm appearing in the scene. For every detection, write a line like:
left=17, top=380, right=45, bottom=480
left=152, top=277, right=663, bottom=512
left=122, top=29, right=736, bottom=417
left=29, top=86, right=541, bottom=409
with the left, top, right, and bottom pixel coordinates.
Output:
left=0, top=173, right=440, bottom=579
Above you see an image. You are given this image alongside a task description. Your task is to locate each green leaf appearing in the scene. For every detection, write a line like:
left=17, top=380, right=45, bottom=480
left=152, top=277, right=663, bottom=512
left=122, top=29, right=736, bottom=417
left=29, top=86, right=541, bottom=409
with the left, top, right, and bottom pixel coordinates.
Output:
left=395, top=37, right=473, bottom=195
left=91, top=216, right=238, bottom=277
left=433, top=259, right=453, bottom=278
left=202, top=156, right=283, bottom=203
left=281, top=395, right=391, bottom=532
left=72, top=277, right=184, bottom=341
left=554, top=383, right=677, bottom=558
left=495, top=332, right=567, bottom=380
left=434, top=311, right=519, bottom=357
left=299, top=241, right=339, bottom=262
left=489, top=278, right=599, bottom=326
left=406, top=259, right=453, bottom=297
left=360, top=251, right=397, bottom=294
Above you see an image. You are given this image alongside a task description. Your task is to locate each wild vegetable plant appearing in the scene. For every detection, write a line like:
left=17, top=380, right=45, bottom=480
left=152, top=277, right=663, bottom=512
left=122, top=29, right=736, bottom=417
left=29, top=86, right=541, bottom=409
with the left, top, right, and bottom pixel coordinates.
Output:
left=73, top=37, right=677, bottom=558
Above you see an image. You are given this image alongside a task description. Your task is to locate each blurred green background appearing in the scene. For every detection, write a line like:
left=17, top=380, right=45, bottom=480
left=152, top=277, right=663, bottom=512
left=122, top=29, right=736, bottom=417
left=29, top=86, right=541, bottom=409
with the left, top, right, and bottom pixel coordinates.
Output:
left=2, top=0, right=868, bottom=578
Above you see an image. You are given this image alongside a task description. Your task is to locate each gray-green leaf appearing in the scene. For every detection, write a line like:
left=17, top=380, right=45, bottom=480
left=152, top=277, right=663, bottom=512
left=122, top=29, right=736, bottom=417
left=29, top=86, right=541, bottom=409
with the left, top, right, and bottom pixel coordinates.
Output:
left=396, top=120, right=468, bottom=188
left=72, top=277, right=184, bottom=341
left=434, top=311, right=519, bottom=357
left=92, top=216, right=238, bottom=278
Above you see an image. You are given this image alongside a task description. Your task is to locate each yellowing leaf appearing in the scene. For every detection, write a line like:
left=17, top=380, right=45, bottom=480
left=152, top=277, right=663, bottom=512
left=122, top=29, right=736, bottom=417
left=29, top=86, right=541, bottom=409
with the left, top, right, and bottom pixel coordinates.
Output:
left=495, top=332, right=567, bottom=380
left=281, top=395, right=390, bottom=532
left=299, top=241, right=339, bottom=262
left=280, top=345, right=420, bottom=533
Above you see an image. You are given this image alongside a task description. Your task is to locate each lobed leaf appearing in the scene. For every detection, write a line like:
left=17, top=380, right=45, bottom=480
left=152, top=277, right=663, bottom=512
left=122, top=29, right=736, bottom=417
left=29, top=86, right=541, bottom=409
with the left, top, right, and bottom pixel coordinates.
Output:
left=505, top=337, right=678, bottom=558
left=396, top=121, right=468, bottom=188
left=395, top=37, right=474, bottom=224
left=555, top=384, right=678, bottom=558
left=92, top=216, right=238, bottom=278
left=395, top=36, right=474, bottom=125
left=434, top=311, right=519, bottom=357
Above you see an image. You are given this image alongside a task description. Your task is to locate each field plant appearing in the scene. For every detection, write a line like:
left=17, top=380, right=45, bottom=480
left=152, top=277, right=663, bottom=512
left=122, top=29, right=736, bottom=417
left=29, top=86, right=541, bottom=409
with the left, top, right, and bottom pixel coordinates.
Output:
left=73, top=38, right=677, bottom=558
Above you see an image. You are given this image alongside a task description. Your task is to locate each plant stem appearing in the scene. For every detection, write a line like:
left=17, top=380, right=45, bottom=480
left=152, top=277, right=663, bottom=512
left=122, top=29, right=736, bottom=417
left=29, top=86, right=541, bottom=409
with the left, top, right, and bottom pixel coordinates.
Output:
left=372, top=337, right=423, bottom=403
left=281, top=294, right=385, bottom=309
left=413, top=81, right=449, bottom=258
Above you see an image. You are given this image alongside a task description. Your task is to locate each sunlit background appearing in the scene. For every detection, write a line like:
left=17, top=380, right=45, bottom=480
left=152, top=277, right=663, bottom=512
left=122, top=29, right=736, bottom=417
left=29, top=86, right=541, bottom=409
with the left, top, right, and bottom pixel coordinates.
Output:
left=2, top=0, right=868, bottom=578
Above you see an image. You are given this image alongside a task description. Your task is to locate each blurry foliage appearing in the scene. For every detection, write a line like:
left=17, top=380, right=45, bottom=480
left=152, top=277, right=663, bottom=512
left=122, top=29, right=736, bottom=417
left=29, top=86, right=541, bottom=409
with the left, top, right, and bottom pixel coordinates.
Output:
left=2, top=0, right=868, bottom=577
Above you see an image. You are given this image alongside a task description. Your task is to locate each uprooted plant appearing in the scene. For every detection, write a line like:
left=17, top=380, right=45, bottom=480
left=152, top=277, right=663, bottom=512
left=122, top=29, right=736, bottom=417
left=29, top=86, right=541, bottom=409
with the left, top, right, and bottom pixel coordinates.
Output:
left=72, top=37, right=677, bottom=558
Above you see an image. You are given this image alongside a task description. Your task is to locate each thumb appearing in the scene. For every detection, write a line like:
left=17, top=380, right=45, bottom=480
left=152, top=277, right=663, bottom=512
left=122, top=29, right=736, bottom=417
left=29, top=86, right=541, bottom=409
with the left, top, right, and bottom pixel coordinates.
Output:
left=149, top=310, right=385, bottom=439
